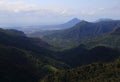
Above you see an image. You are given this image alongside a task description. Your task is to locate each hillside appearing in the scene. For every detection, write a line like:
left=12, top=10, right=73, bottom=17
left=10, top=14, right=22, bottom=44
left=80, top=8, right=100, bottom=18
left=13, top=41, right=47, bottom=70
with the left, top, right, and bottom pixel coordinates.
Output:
left=40, top=26, right=120, bottom=82
left=0, top=28, right=51, bottom=54
left=43, top=20, right=120, bottom=48
left=81, top=27, right=120, bottom=48
left=0, top=28, right=69, bottom=82
left=57, top=46, right=120, bottom=67
left=0, top=45, right=42, bottom=82
left=41, top=57, right=120, bottom=82
left=0, top=28, right=26, bottom=36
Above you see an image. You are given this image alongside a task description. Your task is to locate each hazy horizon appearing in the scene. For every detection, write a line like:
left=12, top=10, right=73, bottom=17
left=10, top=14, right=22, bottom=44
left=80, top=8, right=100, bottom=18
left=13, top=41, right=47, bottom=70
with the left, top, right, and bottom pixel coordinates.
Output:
left=0, top=0, right=120, bottom=26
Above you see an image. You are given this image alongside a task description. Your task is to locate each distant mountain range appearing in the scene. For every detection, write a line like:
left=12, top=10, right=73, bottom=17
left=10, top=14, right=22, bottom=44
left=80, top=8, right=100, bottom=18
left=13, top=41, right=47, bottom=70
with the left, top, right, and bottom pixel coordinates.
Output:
left=1, top=18, right=114, bottom=34
left=95, top=18, right=113, bottom=22
left=40, top=20, right=120, bottom=48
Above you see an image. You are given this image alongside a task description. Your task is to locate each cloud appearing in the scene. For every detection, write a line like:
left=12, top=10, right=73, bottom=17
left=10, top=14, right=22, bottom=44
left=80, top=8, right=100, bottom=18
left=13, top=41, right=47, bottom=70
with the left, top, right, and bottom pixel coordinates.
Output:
left=0, top=1, right=40, bottom=12
left=0, top=1, right=71, bottom=16
left=0, top=1, right=75, bottom=25
left=0, top=0, right=120, bottom=25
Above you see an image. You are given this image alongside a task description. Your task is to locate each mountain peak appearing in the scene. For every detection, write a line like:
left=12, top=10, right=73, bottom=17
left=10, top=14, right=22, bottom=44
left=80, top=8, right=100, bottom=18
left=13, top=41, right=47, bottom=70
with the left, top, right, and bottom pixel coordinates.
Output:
left=72, top=18, right=80, bottom=21
left=56, top=18, right=81, bottom=29
left=68, top=18, right=81, bottom=23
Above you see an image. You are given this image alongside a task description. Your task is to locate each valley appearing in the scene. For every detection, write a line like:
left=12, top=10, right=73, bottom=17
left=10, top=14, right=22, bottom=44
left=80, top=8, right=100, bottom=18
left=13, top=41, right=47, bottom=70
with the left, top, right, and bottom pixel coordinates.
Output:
left=0, top=19, right=120, bottom=82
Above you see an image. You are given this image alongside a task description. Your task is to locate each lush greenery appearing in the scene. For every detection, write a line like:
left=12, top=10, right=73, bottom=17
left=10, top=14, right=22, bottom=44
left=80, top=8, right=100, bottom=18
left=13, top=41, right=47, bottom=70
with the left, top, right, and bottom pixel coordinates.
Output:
left=80, top=27, right=120, bottom=49
left=0, top=45, right=41, bottom=82
left=41, top=58, right=120, bottom=82
left=0, top=20, right=120, bottom=82
left=42, top=20, right=120, bottom=48
left=57, top=46, right=120, bottom=67
left=0, top=28, right=68, bottom=82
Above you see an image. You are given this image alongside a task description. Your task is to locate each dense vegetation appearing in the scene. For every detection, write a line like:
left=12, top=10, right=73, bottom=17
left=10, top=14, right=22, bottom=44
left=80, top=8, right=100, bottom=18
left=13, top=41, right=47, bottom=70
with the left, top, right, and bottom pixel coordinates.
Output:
left=41, top=58, right=120, bottom=82
left=0, top=28, right=68, bottom=82
left=0, top=20, right=120, bottom=82
left=0, top=45, right=40, bottom=82
left=57, top=46, right=120, bottom=67
left=80, top=27, right=120, bottom=49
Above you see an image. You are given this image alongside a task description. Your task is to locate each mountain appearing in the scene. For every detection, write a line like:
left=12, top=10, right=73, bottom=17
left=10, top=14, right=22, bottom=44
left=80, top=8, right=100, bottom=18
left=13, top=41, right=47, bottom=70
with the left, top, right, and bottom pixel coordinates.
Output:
left=0, top=28, right=26, bottom=37
left=95, top=18, right=113, bottom=22
left=39, top=27, right=120, bottom=82
left=52, top=24, right=120, bottom=68
left=82, top=27, right=120, bottom=48
left=1, top=21, right=120, bottom=82
left=0, top=28, right=51, bottom=54
left=27, top=18, right=81, bottom=37
left=42, top=20, right=120, bottom=48
left=55, top=18, right=81, bottom=29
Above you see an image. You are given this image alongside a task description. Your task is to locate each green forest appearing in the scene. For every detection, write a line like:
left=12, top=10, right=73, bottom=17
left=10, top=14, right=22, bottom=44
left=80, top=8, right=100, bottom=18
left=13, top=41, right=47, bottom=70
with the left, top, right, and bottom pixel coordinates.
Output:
left=0, top=20, right=120, bottom=82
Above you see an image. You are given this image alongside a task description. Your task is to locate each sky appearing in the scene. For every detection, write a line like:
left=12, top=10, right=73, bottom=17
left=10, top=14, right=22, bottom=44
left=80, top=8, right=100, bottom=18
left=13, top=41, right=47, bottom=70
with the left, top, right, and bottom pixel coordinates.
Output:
left=0, top=0, right=120, bottom=26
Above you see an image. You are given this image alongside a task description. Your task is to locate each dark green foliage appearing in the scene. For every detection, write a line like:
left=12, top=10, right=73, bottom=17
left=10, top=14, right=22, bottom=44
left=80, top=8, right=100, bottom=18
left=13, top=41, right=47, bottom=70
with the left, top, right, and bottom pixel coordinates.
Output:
left=0, top=28, right=26, bottom=37
left=0, top=28, right=69, bottom=82
left=58, top=46, right=120, bottom=67
left=41, top=58, right=120, bottom=82
left=0, top=45, right=40, bottom=82
left=0, top=28, right=51, bottom=54
left=1, top=20, right=120, bottom=82
left=0, top=45, right=69, bottom=82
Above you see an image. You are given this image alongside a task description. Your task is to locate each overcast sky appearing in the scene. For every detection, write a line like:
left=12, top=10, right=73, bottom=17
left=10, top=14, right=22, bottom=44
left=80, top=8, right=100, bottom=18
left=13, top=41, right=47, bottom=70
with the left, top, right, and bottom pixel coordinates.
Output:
left=0, top=0, right=120, bottom=26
